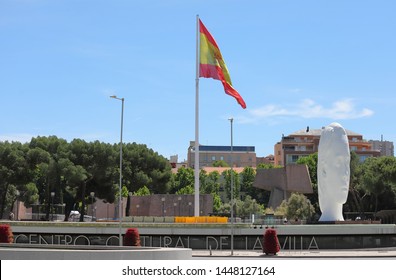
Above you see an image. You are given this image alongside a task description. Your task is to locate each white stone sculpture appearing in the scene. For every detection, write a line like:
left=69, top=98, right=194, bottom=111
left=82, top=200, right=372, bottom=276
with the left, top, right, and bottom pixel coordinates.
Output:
left=317, top=122, right=350, bottom=222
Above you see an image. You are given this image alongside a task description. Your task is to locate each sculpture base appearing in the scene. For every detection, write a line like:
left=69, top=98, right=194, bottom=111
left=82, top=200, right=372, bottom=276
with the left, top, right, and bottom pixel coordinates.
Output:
left=311, top=220, right=381, bottom=225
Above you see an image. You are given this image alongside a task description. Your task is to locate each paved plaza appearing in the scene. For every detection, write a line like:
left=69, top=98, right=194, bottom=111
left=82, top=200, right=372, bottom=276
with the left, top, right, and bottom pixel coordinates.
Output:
left=192, top=247, right=396, bottom=258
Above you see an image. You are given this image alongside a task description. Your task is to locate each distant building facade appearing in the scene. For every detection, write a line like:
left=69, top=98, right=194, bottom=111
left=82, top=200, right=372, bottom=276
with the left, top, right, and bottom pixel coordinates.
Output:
left=187, top=141, right=256, bottom=168
left=274, top=127, right=381, bottom=166
left=256, top=154, right=275, bottom=166
left=369, top=139, right=394, bottom=157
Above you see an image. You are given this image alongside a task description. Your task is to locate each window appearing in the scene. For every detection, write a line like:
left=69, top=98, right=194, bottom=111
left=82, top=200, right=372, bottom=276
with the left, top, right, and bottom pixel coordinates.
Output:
left=211, top=156, right=216, bottom=161
left=359, top=155, right=369, bottom=162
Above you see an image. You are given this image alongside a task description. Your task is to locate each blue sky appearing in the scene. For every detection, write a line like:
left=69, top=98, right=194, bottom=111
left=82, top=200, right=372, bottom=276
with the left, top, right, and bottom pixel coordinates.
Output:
left=1, top=0, right=395, bottom=161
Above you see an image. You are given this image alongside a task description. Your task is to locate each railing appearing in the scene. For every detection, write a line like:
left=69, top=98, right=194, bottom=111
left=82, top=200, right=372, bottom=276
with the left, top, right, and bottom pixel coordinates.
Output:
left=24, top=213, right=65, bottom=221
left=119, top=216, right=229, bottom=223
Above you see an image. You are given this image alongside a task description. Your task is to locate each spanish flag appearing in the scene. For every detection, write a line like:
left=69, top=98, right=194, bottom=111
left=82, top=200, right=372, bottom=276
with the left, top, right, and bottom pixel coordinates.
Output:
left=199, top=19, right=246, bottom=109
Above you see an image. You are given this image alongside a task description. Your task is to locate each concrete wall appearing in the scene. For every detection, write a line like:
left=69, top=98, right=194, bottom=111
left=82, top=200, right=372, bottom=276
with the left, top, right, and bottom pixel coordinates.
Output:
left=6, top=221, right=396, bottom=250
left=0, top=244, right=192, bottom=260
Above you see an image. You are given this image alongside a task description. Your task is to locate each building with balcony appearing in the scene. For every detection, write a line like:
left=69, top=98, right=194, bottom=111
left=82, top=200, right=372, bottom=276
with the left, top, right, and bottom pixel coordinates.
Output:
left=274, top=126, right=380, bottom=166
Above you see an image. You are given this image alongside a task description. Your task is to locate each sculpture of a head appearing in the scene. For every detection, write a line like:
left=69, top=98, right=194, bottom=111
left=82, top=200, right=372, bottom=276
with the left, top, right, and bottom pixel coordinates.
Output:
left=317, top=122, right=350, bottom=221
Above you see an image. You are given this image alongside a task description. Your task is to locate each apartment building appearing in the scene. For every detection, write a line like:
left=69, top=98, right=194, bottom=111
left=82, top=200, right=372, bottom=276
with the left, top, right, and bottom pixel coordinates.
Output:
left=369, top=139, right=394, bottom=157
left=274, top=126, right=381, bottom=166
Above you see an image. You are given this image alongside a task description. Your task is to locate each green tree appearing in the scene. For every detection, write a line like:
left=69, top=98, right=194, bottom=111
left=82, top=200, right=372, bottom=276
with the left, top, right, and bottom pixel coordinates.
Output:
left=257, top=163, right=281, bottom=169
left=29, top=136, right=69, bottom=220
left=212, top=160, right=229, bottom=167
left=175, top=185, right=194, bottom=195
left=240, top=166, right=256, bottom=198
left=222, top=169, right=240, bottom=201
left=26, top=146, right=51, bottom=214
left=212, top=193, right=223, bottom=213
left=58, top=157, right=90, bottom=220
left=235, top=195, right=264, bottom=218
left=276, top=193, right=315, bottom=221
left=360, top=156, right=396, bottom=212
left=200, top=170, right=221, bottom=195
left=296, top=153, right=319, bottom=213
left=218, top=196, right=264, bottom=218
left=122, top=143, right=171, bottom=195
left=346, top=151, right=365, bottom=214
left=134, top=186, right=151, bottom=196
left=21, top=182, right=39, bottom=208
left=171, top=167, right=194, bottom=193
left=0, top=141, right=31, bottom=218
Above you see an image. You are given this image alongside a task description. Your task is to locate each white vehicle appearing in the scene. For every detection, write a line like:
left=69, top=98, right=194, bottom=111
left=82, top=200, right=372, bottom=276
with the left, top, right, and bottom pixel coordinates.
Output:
left=68, top=210, right=94, bottom=222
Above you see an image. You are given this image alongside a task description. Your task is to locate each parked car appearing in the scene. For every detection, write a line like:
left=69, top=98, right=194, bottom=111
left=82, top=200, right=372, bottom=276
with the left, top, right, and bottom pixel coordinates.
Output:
left=68, top=211, right=94, bottom=222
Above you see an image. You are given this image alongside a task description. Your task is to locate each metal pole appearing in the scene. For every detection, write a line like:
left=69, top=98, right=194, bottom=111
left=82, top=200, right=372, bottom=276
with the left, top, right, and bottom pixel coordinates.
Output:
left=119, top=98, right=124, bottom=245
left=194, top=14, right=200, bottom=217
left=229, top=117, right=234, bottom=255
left=110, top=95, right=124, bottom=246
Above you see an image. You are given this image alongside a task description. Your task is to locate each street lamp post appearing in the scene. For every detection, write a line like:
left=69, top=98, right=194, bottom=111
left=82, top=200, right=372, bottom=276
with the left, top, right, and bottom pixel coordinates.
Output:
left=106, top=202, right=109, bottom=221
left=50, top=192, right=55, bottom=221
left=90, top=192, right=95, bottom=221
left=37, top=199, right=41, bottom=221
left=110, top=95, right=124, bottom=246
left=178, top=196, right=182, bottom=216
left=229, top=117, right=234, bottom=256
left=15, top=190, right=20, bottom=221
left=128, top=192, right=133, bottom=217
left=161, top=197, right=165, bottom=217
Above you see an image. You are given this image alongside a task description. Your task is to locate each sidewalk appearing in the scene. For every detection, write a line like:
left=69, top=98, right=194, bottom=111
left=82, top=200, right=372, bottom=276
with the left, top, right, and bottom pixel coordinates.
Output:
left=192, top=248, right=396, bottom=258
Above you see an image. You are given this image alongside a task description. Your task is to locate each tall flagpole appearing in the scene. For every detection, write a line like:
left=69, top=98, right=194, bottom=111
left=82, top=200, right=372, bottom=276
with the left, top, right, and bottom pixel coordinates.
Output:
left=194, top=15, right=200, bottom=217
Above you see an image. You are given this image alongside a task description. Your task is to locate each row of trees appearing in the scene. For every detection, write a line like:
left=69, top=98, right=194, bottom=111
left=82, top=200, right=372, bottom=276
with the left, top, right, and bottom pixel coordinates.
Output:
left=0, top=136, right=272, bottom=220
left=1, top=136, right=396, bottom=221
left=0, top=136, right=171, bottom=220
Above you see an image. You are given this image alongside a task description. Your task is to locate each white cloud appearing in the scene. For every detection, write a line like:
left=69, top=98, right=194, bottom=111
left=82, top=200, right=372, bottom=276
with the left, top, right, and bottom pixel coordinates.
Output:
left=238, top=98, right=374, bottom=124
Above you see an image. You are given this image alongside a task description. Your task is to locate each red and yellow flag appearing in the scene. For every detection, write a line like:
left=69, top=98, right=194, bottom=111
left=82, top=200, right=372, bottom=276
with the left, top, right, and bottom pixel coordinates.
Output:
left=199, top=19, right=246, bottom=109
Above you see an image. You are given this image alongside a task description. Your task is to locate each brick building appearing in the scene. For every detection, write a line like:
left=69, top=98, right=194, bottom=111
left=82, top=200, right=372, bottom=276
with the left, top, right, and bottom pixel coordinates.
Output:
left=187, top=141, right=256, bottom=168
